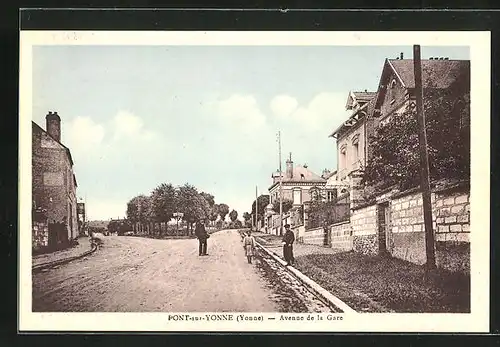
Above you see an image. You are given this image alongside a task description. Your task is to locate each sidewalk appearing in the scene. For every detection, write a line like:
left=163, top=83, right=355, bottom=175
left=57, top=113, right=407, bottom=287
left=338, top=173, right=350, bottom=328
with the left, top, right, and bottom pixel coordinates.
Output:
left=32, top=236, right=93, bottom=268
left=253, top=232, right=340, bottom=258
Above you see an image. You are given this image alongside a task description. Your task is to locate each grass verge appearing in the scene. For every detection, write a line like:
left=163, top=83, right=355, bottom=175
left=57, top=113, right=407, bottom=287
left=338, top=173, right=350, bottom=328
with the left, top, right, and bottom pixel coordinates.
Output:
left=294, top=252, right=470, bottom=313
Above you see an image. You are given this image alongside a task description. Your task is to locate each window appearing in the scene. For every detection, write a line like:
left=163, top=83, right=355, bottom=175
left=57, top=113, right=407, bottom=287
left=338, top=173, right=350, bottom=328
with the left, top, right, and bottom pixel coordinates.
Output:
left=340, top=144, right=347, bottom=170
left=353, top=143, right=359, bottom=163
left=352, top=135, right=360, bottom=164
left=327, top=190, right=337, bottom=202
left=310, top=188, right=320, bottom=201
left=293, top=189, right=302, bottom=205
left=389, top=79, right=397, bottom=104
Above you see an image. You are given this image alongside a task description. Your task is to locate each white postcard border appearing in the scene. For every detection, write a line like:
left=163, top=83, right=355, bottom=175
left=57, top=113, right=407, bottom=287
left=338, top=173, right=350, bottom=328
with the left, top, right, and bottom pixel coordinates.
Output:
left=19, top=30, right=491, bottom=332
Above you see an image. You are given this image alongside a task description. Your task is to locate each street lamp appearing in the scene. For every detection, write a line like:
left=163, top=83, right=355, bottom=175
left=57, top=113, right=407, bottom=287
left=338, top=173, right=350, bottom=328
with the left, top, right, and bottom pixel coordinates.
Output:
left=173, top=212, right=184, bottom=236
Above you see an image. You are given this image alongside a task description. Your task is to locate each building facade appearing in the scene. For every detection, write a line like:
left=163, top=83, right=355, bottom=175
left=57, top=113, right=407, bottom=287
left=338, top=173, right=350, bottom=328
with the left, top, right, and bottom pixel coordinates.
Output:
left=32, top=112, right=78, bottom=251
left=329, top=90, right=377, bottom=182
left=264, top=154, right=337, bottom=235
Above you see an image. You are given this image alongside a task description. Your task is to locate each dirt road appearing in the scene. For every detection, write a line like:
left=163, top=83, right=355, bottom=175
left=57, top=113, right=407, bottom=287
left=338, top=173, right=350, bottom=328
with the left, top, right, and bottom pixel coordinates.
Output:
left=33, top=230, right=288, bottom=312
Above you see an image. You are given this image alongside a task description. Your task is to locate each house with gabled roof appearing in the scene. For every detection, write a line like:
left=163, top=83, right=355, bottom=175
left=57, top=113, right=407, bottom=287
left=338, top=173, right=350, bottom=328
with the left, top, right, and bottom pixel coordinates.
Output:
left=268, top=153, right=331, bottom=207
left=32, top=112, right=79, bottom=251
left=329, top=53, right=470, bottom=188
left=371, top=54, right=470, bottom=130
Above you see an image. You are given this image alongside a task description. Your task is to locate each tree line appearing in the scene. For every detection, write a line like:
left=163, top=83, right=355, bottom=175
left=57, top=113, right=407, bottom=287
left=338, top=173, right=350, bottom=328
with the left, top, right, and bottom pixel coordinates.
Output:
left=126, top=182, right=234, bottom=236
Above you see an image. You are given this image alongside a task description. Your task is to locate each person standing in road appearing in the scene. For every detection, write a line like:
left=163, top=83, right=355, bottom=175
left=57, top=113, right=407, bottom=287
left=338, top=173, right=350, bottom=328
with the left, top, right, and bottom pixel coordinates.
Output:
left=243, top=230, right=256, bottom=264
left=282, top=224, right=295, bottom=266
left=195, top=220, right=209, bottom=256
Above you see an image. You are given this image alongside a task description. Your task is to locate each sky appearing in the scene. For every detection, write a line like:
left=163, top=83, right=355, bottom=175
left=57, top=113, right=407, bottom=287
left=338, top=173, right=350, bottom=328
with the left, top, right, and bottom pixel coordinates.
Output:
left=32, top=45, right=469, bottom=221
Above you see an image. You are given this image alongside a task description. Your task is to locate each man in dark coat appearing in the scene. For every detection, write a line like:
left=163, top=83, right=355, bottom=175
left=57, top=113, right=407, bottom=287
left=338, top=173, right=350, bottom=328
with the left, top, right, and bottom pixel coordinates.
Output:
left=282, top=224, right=295, bottom=266
left=195, top=220, right=209, bottom=256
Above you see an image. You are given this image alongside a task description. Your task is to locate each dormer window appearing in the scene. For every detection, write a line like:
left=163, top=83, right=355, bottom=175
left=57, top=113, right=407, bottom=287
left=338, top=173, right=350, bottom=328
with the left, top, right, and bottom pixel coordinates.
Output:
left=389, top=79, right=397, bottom=104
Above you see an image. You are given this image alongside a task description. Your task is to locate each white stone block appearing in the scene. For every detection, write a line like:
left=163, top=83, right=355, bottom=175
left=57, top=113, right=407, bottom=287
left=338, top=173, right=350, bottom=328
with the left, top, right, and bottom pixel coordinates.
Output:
left=444, top=197, right=455, bottom=206
left=455, top=195, right=468, bottom=204
left=438, top=225, right=449, bottom=233
left=451, top=205, right=464, bottom=214
left=445, top=216, right=457, bottom=224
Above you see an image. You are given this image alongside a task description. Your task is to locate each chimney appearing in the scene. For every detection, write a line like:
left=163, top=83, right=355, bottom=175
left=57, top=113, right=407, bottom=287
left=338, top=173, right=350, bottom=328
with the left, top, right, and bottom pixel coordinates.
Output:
left=46, top=111, right=61, bottom=142
left=286, top=153, right=293, bottom=179
left=400, top=52, right=404, bottom=59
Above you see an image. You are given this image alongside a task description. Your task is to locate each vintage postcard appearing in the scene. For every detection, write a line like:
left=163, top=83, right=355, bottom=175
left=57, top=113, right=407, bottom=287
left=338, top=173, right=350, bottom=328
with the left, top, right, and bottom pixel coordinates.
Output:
left=19, top=30, right=490, bottom=332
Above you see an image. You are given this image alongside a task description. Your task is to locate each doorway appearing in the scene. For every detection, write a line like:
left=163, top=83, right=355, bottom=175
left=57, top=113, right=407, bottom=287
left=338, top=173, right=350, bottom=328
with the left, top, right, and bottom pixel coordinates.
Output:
left=377, top=202, right=391, bottom=255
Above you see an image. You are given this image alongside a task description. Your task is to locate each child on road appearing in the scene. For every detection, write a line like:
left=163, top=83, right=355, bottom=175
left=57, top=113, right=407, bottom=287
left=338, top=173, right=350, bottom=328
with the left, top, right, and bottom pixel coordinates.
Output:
left=243, top=230, right=256, bottom=264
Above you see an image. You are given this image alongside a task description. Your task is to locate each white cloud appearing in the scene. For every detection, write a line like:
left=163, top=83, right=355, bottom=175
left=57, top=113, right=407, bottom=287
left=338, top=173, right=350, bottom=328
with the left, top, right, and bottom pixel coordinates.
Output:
left=271, top=92, right=349, bottom=134
left=270, top=94, right=298, bottom=118
left=112, top=110, right=158, bottom=142
left=214, top=94, right=267, bottom=132
left=65, top=116, right=106, bottom=153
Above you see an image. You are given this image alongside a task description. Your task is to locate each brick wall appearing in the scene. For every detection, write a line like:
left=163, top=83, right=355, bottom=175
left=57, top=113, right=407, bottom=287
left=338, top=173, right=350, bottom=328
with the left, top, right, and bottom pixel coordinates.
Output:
left=330, top=221, right=353, bottom=251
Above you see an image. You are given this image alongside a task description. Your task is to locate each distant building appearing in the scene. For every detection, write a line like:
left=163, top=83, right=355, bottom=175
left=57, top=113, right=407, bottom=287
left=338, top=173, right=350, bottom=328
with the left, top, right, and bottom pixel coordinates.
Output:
left=268, top=153, right=331, bottom=206
left=265, top=154, right=338, bottom=235
left=32, top=112, right=78, bottom=251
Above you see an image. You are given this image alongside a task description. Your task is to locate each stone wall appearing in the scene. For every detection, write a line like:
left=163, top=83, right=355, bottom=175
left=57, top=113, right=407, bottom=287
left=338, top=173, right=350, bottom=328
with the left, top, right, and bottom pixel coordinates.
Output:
left=293, top=225, right=305, bottom=243
left=351, top=204, right=378, bottom=254
left=433, top=187, right=470, bottom=273
left=302, top=226, right=325, bottom=246
left=330, top=221, right=353, bottom=251
left=350, top=182, right=470, bottom=273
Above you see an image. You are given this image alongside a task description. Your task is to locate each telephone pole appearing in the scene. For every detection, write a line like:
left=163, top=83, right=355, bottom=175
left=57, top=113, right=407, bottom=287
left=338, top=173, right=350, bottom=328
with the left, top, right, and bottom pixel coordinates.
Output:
left=278, top=131, right=283, bottom=236
left=255, top=185, right=258, bottom=231
left=413, top=44, right=436, bottom=271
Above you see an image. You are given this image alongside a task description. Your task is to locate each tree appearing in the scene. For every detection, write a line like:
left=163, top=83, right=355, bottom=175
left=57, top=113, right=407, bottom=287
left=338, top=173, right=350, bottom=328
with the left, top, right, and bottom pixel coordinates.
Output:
left=242, top=212, right=252, bottom=227
left=126, top=194, right=151, bottom=233
left=200, top=192, right=215, bottom=207
left=229, top=209, right=238, bottom=222
left=217, top=203, right=230, bottom=222
left=208, top=204, right=219, bottom=227
left=251, top=194, right=270, bottom=222
left=272, top=198, right=293, bottom=215
left=126, top=197, right=140, bottom=231
left=150, top=183, right=176, bottom=236
left=177, top=183, right=211, bottom=234
left=363, top=86, right=470, bottom=193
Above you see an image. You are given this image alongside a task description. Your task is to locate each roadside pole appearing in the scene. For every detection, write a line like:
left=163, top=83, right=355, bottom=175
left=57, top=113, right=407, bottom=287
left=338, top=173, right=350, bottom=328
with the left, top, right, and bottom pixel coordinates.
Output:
left=278, top=131, right=284, bottom=236
left=255, top=185, right=258, bottom=231
left=413, top=44, right=437, bottom=271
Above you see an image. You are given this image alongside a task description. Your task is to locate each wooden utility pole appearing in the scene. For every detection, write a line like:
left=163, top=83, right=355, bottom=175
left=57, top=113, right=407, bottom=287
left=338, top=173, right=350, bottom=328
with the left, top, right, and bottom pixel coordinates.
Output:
left=255, top=185, right=258, bottom=231
left=278, top=131, right=284, bottom=236
left=413, top=44, right=437, bottom=271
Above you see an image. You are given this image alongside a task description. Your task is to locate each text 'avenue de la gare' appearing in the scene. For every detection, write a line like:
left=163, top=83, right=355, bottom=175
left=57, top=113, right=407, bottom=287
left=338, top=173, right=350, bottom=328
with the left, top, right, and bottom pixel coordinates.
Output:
left=167, top=314, right=344, bottom=322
